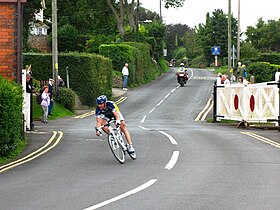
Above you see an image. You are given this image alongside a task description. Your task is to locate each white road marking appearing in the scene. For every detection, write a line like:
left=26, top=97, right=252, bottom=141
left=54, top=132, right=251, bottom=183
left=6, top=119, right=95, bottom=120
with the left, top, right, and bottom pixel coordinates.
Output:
left=158, top=131, right=178, bottom=145
left=164, top=93, right=170, bottom=99
left=141, top=115, right=146, bottom=123
left=138, top=125, right=150, bottom=131
left=165, top=151, right=180, bottom=170
left=83, top=179, right=158, bottom=210
left=149, top=108, right=155, bottom=114
left=157, top=100, right=164, bottom=106
left=171, top=88, right=176, bottom=93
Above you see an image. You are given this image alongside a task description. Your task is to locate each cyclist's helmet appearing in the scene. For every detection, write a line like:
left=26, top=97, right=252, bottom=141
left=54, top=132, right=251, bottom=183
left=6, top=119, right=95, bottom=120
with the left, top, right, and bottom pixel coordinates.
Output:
left=180, top=63, right=185, bottom=67
left=96, top=95, right=107, bottom=105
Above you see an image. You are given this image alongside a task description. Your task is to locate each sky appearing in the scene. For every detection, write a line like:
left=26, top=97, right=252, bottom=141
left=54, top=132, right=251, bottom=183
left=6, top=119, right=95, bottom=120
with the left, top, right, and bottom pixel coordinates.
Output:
left=139, top=0, right=279, bottom=33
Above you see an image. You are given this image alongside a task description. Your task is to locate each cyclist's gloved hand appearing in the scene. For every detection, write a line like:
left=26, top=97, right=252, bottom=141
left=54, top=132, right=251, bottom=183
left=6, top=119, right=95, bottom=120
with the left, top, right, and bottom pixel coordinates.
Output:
left=95, top=127, right=102, bottom=136
left=116, top=120, right=121, bottom=127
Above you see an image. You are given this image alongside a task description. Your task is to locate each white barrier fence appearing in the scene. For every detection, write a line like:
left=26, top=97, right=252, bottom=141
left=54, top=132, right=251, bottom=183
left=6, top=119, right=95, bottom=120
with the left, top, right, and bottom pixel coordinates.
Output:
left=22, top=69, right=31, bottom=131
left=215, top=75, right=280, bottom=126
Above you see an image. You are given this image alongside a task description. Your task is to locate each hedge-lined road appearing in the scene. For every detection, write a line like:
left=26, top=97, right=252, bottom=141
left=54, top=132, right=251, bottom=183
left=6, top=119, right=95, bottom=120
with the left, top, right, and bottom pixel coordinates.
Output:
left=1, top=68, right=280, bottom=210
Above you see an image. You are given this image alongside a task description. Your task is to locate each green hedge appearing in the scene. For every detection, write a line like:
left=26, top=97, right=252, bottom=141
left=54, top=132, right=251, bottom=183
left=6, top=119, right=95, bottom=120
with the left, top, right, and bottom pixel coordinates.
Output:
left=248, top=62, right=280, bottom=83
left=0, top=75, right=23, bottom=156
left=259, top=53, right=280, bottom=65
left=99, top=44, right=136, bottom=86
left=23, top=52, right=113, bottom=107
left=99, top=42, right=161, bottom=86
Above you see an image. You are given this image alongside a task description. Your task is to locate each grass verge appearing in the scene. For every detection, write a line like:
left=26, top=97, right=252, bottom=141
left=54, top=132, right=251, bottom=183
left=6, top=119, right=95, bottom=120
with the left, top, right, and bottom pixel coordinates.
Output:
left=0, top=138, right=27, bottom=165
left=33, top=96, right=74, bottom=121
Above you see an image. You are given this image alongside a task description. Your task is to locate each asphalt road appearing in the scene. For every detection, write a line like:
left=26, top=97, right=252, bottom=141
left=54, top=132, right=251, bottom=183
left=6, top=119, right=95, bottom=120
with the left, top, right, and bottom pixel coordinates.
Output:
left=1, top=68, right=280, bottom=210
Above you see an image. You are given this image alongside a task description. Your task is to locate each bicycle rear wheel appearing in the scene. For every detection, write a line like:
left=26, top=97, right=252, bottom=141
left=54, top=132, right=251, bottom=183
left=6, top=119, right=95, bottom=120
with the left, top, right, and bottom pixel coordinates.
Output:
left=108, top=134, right=125, bottom=164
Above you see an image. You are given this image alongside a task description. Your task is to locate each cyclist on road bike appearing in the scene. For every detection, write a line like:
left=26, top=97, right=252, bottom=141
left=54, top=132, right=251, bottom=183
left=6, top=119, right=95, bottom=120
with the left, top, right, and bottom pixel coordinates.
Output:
left=95, top=95, right=135, bottom=153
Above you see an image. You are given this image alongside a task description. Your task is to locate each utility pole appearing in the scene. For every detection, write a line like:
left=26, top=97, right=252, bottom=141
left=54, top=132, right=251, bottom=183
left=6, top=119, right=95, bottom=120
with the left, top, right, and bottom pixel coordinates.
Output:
left=237, top=0, right=241, bottom=61
left=52, top=0, right=58, bottom=95
left=159, top=0, right=162, bottom=18
left=228, top=0, right=232, bottom=75
left=135, top=0, right=139, bottom=41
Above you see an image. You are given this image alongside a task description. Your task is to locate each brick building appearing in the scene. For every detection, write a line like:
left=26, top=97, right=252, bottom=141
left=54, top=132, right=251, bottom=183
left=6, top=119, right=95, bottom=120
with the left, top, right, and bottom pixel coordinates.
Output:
left=0, top=0, right=26, bottom=83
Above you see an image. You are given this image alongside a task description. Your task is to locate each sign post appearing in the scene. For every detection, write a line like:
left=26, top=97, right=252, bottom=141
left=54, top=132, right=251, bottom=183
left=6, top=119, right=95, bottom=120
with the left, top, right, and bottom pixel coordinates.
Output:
left=212, top=46, right=220, bottom=67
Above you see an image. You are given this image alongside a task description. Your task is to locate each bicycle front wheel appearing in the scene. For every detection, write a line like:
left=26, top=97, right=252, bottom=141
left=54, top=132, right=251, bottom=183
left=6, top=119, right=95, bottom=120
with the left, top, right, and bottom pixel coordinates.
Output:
left=108, top=134, right=125, bottom=164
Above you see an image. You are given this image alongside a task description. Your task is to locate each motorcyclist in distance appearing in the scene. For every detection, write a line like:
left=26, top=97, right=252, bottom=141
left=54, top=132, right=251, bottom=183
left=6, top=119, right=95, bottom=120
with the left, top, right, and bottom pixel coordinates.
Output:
left=176, top=63, right=188, bottom=84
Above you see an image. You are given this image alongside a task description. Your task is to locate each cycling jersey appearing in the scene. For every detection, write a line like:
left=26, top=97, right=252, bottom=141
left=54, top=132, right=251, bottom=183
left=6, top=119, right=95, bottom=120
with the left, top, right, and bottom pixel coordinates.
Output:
left=95, top=101, right=124, bottom=121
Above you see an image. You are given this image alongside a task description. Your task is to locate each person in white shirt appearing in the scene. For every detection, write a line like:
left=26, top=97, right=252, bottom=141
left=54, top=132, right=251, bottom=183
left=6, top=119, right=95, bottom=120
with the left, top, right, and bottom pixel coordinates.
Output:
left=41, top=85, right=50, bottom=123
left=122, top=63, right=129, bottom=90
left=222, top=74, right=230, bottom=85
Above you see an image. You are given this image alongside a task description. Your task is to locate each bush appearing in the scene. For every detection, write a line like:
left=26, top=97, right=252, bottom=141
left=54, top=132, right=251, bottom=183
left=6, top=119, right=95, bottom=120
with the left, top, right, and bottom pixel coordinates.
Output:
left=0, top=75, right=23, bottom=156
left=56, top=87, right=76, bottom=112
left=248, top=62, right=280, bottom=83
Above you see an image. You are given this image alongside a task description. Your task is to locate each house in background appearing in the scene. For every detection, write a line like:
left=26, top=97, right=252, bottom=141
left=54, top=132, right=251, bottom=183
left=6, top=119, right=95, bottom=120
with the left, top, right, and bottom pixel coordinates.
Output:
left=30, top=21, right=49, bottom=36
left=28, top=0, right=50, bottom=52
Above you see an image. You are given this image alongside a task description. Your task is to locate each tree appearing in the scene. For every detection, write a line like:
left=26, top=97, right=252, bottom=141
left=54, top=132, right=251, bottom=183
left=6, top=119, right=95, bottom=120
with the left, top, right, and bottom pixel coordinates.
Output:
left=138, top=6, right=161, bottom=22
left=182, top=30, right=202, bottom=61
left=145, top=21, right=167, bottom=61
left=240, top=41, right=260, bottom=61
left=43, top=0, right=116, bottom=36
left=107, top=0, right=185, bottom=41
left=196, top=9, right=237, bottom=66
left=57, top=24, right=79, bottom=53
left=106, top=0, right=128, bottom=40
left=245, top=18, right=280, bottom=52
left=166, top=24, right=192, bottom=60
left=162, top=0, right=185, bottom=8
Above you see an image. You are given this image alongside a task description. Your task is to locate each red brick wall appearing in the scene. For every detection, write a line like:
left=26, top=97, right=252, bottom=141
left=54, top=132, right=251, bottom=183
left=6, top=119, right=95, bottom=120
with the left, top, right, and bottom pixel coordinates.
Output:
left=0, top=3, right=17, bottom=80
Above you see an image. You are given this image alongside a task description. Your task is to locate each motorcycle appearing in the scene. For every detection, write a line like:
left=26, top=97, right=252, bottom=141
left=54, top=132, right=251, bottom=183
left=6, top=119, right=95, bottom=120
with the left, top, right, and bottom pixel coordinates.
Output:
left=176, top=71, right=188, bottom=87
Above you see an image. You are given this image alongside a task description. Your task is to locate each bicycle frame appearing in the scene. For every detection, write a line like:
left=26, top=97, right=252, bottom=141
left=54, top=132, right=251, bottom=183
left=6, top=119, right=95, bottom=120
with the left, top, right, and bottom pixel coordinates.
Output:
left=97, top=119, right=136, bottom=163
left=106, top=121, right=127, bottom=151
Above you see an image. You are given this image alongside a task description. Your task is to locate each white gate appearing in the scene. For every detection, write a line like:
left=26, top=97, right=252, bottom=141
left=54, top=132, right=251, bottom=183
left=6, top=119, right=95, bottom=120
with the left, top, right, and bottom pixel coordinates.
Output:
left=22, top=69, right=31, bottom=131
left=215, top=77, right=279, bottom=125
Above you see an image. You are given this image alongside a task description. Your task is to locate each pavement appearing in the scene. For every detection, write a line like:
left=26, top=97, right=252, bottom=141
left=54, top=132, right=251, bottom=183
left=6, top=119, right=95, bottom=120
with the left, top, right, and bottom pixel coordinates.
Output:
left=112, top=87, right=127, bottom=98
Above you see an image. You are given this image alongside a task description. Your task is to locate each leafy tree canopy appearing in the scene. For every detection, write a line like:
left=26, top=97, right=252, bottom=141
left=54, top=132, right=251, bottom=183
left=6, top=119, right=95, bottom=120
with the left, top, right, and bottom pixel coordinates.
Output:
left=245, top=18, right=280, bottom=53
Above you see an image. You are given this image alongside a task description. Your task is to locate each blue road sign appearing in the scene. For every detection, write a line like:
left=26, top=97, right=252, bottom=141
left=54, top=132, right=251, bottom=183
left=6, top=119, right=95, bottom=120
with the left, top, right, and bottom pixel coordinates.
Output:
left=211, top=46, right=220, bottom=55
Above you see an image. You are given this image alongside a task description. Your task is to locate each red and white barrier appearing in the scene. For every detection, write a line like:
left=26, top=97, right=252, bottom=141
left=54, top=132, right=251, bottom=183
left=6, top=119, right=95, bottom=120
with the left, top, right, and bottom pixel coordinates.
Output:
left=216, top=76, right=279, bottom=125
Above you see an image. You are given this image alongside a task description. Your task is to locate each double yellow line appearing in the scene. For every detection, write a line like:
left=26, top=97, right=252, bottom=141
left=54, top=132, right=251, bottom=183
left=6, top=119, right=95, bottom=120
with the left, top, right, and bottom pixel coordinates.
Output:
left=0, top=131, right=63, bottom=174
left=74, top=97, right=128, bottom=119
left=241, top=132, right=280, bottom=149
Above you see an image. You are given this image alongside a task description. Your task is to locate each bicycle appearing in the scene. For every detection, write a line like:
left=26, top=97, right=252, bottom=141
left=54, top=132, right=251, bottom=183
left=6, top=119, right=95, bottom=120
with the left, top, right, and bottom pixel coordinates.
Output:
left=97, top=120, right=136, bottom=164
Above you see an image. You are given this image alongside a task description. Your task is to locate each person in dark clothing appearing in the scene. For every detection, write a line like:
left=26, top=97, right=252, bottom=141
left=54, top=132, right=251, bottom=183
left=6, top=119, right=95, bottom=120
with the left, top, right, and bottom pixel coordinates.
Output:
left=47, top=78, right=54, bottom=115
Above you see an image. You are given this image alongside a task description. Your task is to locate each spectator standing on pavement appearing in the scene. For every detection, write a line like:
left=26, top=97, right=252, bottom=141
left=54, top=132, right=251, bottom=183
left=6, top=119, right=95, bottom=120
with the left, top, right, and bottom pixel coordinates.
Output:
left=222, top=74, right=230, bottom=84
left=229, top=68, right=236, bottom=83
left=243, top=65, right=247, bottom=78
left=122, top=63, right=129, bottom=91
left=238, top=76, right=243, bottom=84
left=58, top=75, right=64, bottom=87
left=48, top=78, right=55, bottom=115
left=41, top=85, right=50, bottom=123
left=237, top=62, right=244, bottom=78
